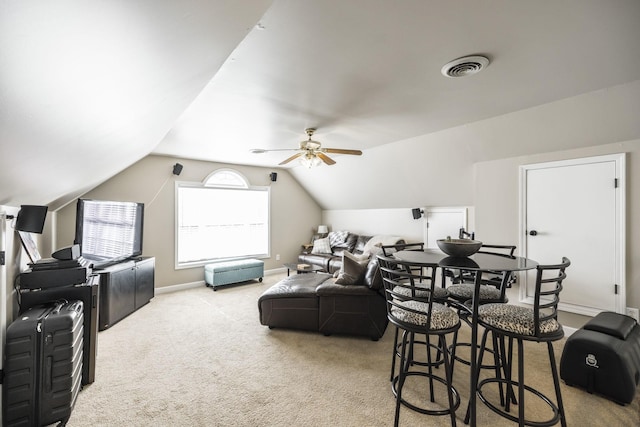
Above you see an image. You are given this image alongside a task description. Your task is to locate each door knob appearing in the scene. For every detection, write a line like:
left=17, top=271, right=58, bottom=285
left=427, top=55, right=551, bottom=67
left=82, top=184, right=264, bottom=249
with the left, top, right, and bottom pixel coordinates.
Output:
left=529, top=230, right=538, bottom=236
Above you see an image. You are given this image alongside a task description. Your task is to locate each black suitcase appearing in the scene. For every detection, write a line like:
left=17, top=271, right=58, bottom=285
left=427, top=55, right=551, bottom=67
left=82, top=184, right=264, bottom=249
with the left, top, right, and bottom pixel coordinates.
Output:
left=3, top=300, right=84, bottom=427
left=20, top=275, right=99, bottom=385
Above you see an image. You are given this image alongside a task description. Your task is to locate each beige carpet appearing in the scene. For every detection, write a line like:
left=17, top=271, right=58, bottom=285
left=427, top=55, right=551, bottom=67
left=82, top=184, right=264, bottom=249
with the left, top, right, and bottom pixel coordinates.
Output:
left=69, top=272, right=640, bottom=426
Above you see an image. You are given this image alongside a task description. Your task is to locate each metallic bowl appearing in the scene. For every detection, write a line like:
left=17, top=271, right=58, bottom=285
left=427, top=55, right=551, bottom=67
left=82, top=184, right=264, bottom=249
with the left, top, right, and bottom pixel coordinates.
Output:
left=436, top=239, right=483, bottom=257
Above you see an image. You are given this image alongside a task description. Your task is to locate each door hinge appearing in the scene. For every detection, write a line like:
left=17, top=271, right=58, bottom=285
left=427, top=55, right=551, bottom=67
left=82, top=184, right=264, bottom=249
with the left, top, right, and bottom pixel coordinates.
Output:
left=614, top=284, right=618, bottom=294
left=614, top=178, right=618, bottom=188
left=0, top=250, right=5, bottom=266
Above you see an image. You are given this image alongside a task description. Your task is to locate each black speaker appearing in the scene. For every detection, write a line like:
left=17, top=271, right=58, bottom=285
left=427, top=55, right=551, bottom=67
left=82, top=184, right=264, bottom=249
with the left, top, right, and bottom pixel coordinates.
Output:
left=173, top=163, right=183, bottom=175
left=52, top=244, right=81, bottom=261
left=270, top=172, right=277, bottom=182
left=15, top=205, right=48, bottom=233
left=411, top=208, right=423, bottom=220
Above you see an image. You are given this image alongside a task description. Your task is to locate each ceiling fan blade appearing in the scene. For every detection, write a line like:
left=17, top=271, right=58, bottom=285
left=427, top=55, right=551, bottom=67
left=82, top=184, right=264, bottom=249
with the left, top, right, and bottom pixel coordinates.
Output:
left=251, top=148, right=298, bottom=154
left=316, top=152, right=336, bottom=165
left=323, top=148, right=362, bottom=155
left=279, top=152, right=303, bottom=165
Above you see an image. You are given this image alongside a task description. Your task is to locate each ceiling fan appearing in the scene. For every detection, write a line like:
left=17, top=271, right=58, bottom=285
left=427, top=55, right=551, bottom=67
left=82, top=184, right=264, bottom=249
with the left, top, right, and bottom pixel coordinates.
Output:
left=251, top=128, right=362, bottom=167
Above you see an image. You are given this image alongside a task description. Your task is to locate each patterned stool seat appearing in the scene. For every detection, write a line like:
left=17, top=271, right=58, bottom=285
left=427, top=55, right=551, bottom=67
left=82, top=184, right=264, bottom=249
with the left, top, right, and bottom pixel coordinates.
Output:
left=391, top=300, right=459, bottom=330
left=447, top=283, right=502, bottom=301
left=393, top=283, right=449, bottom=301
left=478, top=303, right=562, bottom=336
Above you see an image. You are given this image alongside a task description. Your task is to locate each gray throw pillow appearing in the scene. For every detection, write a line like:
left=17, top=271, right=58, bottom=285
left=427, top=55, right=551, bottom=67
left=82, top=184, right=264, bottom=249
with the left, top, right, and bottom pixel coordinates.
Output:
left=328, top=230, right=349, bottom=247
left=335, top=251, right=368, bottom=285
left=311, top=237, right=332, bottom=254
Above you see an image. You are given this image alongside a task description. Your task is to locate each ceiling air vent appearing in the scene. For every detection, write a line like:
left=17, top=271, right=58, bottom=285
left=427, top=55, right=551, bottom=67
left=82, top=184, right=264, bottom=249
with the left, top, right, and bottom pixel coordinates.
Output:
left=441, top=55, right=489, bottom=78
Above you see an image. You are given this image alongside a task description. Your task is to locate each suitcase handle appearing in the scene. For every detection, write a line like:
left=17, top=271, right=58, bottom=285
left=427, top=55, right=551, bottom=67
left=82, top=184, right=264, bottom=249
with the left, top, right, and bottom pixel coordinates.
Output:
left=50, top=299, right=69, bottom=315
left=51, top=299, right=82, bottom=315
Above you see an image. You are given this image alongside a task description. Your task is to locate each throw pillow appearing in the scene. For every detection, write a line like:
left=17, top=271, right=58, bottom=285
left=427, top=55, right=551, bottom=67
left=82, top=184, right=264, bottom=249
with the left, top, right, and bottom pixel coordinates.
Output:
left=328, top=230, right=349, bottom=247
left=335, top=251, right=369, bottom=285
left=311, top=237, right=332, bottom=254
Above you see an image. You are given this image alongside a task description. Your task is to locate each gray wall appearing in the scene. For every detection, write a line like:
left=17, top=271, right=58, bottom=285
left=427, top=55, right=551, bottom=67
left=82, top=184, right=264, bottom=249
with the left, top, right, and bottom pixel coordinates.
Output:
left=54, top=155, right=322, bottom=288
left=474, top=138, right=640, bottom=326
left=321, top=139, right=640, bottom=330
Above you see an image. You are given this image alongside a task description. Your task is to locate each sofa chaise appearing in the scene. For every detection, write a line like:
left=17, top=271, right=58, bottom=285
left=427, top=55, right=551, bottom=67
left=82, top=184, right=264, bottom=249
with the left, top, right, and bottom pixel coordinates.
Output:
left=258, top=247, right=390, bottom=340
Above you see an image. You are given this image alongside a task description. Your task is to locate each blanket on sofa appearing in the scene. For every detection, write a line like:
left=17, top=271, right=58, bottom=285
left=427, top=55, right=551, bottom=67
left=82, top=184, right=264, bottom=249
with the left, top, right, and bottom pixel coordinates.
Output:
left=361, top=235, right=403, bottom=255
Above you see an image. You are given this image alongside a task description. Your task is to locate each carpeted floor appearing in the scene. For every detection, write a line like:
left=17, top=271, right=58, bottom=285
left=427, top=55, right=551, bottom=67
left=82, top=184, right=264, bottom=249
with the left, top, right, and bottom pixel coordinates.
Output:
left=68, top=272, right=640, bottom=426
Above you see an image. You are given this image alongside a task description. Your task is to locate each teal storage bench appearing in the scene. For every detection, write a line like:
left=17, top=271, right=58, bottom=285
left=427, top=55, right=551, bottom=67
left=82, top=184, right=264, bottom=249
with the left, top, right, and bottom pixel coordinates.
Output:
left=204, top=259, right=264, bottom=290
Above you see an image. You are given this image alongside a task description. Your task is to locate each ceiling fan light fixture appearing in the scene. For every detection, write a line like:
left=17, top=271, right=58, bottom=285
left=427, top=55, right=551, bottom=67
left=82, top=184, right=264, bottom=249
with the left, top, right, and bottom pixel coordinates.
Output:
left=300, top=152, right=321, bottom=168
left=441, top=55, right=489, bottom=78
left=253, top=127, right=359, bottom=167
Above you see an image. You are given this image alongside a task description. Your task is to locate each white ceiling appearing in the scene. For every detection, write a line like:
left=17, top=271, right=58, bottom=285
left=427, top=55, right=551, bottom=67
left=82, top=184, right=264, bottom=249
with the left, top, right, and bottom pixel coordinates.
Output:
left=2, top=0, right=640, bottom=210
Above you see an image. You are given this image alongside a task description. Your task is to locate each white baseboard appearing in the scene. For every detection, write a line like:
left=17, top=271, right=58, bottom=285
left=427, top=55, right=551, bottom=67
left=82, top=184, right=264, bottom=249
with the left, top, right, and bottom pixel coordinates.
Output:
left=156, top=280, right=204, bottom=294
left=155, top=267, right=286, bottom=294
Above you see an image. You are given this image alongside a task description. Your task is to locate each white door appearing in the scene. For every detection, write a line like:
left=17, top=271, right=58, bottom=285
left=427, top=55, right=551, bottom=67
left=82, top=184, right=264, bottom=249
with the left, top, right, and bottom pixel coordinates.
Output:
left=520, top=154, right=625, bottom=316
left=424, top=207, right=468, bottom=249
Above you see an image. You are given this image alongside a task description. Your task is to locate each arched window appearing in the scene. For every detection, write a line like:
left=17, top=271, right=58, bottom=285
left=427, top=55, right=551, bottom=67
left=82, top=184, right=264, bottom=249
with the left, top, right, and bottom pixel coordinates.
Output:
left=203, top=169, right=249, bottom=188
left=176, top=168, right=270, bottom=267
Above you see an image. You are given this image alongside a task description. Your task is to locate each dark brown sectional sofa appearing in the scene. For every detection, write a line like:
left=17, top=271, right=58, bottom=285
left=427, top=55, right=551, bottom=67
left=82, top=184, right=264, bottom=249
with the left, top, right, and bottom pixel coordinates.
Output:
left=258, top=233, right=404, bottom=339
left=297, top=233, right=403, bottom=274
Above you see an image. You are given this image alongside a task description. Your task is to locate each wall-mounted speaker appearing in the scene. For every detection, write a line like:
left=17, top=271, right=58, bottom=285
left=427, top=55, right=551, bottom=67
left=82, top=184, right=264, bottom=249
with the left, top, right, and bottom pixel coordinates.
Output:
left=15, top=205, right=48, bottom=233
left=173, top=163, right=183, bottom=176
left=270, top=172, right=278, bottom=182
left=411, top=208, right=423, bottom=220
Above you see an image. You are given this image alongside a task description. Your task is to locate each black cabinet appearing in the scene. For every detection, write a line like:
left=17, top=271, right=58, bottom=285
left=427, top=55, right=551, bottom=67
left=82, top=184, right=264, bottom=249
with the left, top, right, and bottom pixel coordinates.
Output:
left=134, top=257, right=155, bottom=309
left=96, top=257, right=155, bottom=330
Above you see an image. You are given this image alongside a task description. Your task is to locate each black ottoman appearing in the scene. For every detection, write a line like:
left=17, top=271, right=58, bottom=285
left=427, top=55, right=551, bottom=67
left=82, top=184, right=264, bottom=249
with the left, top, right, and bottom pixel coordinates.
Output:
left=560, top=311, right=640, bottom=404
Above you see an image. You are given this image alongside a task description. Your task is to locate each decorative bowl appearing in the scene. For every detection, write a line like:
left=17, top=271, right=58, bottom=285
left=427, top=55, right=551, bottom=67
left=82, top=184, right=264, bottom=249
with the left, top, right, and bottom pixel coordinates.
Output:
left=436, top=239, right=482, bottom=257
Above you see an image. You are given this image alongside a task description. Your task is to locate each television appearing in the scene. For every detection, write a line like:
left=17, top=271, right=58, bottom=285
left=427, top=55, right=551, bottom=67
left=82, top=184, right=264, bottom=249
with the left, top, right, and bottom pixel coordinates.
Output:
left=74, top=199, right=144, bottom=266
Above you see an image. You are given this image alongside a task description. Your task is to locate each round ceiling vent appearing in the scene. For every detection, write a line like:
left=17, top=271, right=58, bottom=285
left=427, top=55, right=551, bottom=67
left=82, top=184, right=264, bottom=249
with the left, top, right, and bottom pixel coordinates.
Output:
left=441, top=55, right=490, bottom=78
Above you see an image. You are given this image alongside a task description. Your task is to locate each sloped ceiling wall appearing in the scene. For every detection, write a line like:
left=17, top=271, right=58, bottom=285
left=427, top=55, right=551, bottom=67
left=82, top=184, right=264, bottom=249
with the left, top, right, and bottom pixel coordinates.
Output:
left=0, top=0, right=273, bottom=209
left=2, top=1, right=640, bottom=211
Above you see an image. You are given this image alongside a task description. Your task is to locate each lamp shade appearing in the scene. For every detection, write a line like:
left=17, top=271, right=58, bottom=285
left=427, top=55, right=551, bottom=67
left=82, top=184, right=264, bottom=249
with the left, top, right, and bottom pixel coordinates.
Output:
left=317, top=225, right=328, bottom=234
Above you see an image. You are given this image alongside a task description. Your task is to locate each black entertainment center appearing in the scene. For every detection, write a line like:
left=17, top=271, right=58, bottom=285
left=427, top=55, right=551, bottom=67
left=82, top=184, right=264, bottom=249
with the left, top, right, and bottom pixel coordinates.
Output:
left=72, top=198, right=154, bottom=329
left=95, top=256, right=155, bottom=330
left=15, top=198, right=155, bottom=380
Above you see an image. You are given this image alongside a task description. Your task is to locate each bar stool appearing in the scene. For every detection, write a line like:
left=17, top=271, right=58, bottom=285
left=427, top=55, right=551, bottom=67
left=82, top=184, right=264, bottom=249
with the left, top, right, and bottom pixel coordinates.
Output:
left=378, top=255, right=460, bottom=426
left=381, top=243, right=450, bottom=382
left=469, top=257, right=570, bottom=427
left=444, top=245, right=516, bottom=373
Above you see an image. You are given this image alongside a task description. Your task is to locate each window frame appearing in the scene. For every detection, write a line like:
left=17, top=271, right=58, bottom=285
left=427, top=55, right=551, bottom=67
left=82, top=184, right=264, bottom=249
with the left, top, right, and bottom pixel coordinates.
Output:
left=174, top=169, right=271, bottom=269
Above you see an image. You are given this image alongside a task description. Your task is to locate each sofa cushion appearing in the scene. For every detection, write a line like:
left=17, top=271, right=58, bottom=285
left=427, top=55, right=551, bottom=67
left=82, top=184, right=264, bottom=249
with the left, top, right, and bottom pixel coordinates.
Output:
left=344, top=233, right=358, bottom=253
left=258, top=273, right=333, bottom=300
left=298, top=253, right=334, bottom=271
left=335, top=251, right=369, bottom=285
left=363, top=255, right=383, bottom=290
left=316, top=281, right=381, bottom=296
left=331, top=242, right=351, bottom=256
left=311, top=237, right=332, bottom=254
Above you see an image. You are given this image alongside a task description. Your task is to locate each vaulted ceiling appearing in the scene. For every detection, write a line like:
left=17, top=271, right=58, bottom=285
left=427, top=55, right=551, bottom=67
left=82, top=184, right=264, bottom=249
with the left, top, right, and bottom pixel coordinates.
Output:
left=2, top=1, right=640, bottom=210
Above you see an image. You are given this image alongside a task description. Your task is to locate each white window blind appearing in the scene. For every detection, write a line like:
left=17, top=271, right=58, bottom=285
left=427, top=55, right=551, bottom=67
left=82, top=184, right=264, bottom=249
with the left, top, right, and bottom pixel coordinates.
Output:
left=176, top=172, right=269, bottom=267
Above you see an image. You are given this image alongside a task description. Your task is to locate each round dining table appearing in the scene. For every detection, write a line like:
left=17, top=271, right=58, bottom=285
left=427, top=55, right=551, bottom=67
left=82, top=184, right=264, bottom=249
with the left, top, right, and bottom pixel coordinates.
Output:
left=394, top=249, right=538, bottom=426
